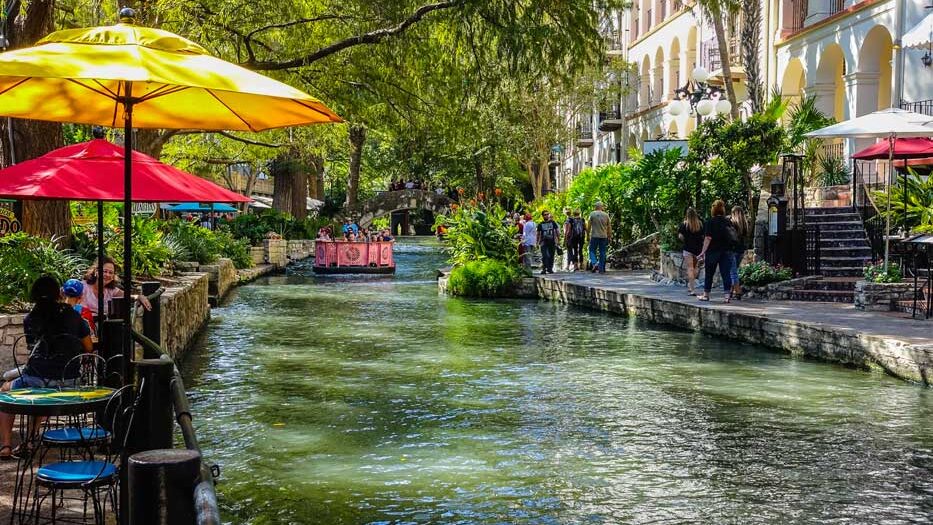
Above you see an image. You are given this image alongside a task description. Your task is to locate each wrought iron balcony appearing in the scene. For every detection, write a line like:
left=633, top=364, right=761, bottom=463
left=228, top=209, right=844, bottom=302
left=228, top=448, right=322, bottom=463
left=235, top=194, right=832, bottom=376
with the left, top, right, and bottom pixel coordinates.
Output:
left=901, top=99, right=933, bottom=116
left=576, top=124, right=594, bottom=148
left=598, top=105, right=623, bottom=131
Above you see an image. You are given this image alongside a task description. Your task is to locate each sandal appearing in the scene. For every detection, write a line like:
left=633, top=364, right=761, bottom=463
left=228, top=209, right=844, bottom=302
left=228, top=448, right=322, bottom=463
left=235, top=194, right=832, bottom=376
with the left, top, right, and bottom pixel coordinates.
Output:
left=0, top=445, right=13, bottom=461
left=724, top=295, right=732, bottom=304
left=698, top=295, right=709, bottom=302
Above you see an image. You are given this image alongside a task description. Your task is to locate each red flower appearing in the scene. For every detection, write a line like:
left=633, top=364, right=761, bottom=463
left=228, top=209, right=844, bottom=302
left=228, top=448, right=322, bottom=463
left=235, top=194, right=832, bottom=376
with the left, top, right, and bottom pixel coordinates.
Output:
left=457, top=187, right=465, bottom=195
left=450, top=203, right=459, bottom=211
left=494, top=188, right=503, bottom=197
left=469, top=199, right=477, bottom=206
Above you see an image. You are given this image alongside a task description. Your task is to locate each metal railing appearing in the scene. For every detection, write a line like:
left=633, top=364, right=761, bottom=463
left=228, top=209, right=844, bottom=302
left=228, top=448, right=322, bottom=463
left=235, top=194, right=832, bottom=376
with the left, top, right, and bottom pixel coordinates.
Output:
left=127, top=284, right=221, bottom=525
left=577, top=123, right=593, bottom=140
left=599, top=105, right=622, bottom=121
left=787, top=0, right=807, bottom=33
left=901, top=99, right=933, bottom=116
left=829, top=0, right=845, bottom=16
left=853, top=160, right=886, bottom=261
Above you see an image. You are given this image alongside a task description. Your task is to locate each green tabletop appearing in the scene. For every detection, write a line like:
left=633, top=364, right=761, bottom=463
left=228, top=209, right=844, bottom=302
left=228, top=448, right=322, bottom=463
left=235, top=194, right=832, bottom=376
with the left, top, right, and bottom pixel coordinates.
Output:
left=0, top=387, right=115, bottom=416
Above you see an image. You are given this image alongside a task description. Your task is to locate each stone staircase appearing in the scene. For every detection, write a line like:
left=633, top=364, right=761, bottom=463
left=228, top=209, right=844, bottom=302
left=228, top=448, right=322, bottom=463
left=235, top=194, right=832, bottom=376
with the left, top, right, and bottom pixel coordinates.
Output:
left=805, top=207, right=872, bottom=277
left=786, top=277, right=859, bottom=303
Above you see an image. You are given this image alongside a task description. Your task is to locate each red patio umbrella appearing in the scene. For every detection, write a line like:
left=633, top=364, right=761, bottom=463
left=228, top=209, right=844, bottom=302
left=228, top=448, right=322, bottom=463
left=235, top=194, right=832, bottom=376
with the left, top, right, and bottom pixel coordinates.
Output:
left=851, top=137, right=933, bottom=234
left=0, top=138, right=250, bottom=325
left=851, top=137, right=933, bottom=160
left=0, top=139, right=250, bottom=203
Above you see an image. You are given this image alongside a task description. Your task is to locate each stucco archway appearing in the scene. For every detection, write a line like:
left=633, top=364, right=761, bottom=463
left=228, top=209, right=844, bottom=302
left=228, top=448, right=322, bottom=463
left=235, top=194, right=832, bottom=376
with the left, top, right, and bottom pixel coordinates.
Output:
left=814, top=43, right=847, bottom=121
left=857, top=25, right=893, bottom=115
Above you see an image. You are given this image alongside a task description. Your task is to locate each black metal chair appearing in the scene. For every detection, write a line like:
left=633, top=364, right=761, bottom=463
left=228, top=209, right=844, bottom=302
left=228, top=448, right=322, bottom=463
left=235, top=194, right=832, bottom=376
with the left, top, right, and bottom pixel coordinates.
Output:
left=38, top=355, right=112, bottom=460
left=32, top=384, right=138, bottom=525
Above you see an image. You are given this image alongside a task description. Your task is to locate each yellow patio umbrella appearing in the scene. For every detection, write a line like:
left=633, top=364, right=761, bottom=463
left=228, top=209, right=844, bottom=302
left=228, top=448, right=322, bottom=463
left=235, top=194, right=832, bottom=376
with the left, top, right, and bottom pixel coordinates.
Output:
left=0, top=8, right=341, bottom=342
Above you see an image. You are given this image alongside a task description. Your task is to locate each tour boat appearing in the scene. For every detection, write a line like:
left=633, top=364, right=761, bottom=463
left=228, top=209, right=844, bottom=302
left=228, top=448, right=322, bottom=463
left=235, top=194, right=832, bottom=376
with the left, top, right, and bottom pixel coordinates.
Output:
left=313, top=240, right=396, bottom=274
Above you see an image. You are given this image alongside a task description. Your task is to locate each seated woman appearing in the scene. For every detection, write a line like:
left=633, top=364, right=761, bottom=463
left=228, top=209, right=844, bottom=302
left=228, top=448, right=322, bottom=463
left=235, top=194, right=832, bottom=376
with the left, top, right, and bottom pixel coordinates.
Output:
left=1, top=276, right=93, bottom=460
left=79, top=257, right=151, bottom=320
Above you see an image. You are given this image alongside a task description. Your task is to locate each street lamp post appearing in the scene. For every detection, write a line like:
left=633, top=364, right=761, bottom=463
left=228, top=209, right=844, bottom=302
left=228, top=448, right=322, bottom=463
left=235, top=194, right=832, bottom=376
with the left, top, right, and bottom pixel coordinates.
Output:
left=667, top=66, right=733, bottom=207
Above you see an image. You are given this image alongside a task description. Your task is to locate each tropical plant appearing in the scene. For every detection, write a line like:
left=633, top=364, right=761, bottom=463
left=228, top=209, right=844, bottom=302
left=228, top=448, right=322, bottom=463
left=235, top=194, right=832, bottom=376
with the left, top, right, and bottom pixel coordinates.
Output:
left=214, top=229, right=254, bottom=269
left=446, top=259, right=523, bottom=297
left=0, top=233, right=86, bottom=309
left=163, top=219, right=223, bottom=264
left=863, top=262, right=902, bottom=283
left=817, top=155, right=851, bottom=187
left=107, top=217, right=176, bottom=278
left=738, top=261, right=792, bottom=287
left=437, top=202, right=518, bottom=267
left=871, top=169, right=933, bottom=232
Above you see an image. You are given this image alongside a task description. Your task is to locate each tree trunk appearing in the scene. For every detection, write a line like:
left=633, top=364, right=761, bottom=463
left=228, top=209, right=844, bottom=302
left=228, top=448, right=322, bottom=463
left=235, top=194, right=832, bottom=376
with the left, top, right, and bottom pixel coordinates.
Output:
left=272, top=153, right=308, bottom=219
left=307, top=153, right=325, bottom=200
left=0, top=1, right=71, bottom=242
left=346, top=124, right=366, bottom=207
left=474, top=160, right=485, bottom=196
left=711, top=10, right=740, bottom=120
left=134, top=129, right=178, bottom=158
left=741, top=0, right=763, bottom=114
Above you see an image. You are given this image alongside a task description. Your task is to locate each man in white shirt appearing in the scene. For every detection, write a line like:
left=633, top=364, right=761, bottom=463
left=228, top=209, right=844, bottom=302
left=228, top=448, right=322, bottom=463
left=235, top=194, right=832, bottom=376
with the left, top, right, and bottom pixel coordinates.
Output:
left=521, top=213, right=537, bottom=268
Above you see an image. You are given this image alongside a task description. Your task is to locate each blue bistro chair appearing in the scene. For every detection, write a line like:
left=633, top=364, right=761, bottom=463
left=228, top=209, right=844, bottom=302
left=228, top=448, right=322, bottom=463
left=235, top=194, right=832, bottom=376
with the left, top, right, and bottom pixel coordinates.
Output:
left=32, top=384, right=138, bottom=525
left=39, top=354, right=113, bottom=459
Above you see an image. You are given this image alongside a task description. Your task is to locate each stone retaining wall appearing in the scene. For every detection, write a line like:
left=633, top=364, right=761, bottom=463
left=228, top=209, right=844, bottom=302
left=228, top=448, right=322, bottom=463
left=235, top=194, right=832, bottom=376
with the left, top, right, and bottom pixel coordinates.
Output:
left=264, top=238, right=288, bottom=269
left=0, top=315, right=25, bottom=373
left=287, top=240, right=316, bottom=262
left=199, top=258, right=236, bottom=304
left=609, top=233, right=659, bottom=270
left=157, top=273, right=211, bottom=359
left=534, top=278, right=932, bottom=384
left=855, top=281, right=916, bottom=311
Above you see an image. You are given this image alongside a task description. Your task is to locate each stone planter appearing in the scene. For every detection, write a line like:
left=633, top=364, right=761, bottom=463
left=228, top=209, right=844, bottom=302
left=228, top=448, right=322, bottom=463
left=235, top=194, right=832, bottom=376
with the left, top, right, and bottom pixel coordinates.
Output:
left=654, top=250, right=755, bottom=290
left=854, top=280, right=916, bottom=311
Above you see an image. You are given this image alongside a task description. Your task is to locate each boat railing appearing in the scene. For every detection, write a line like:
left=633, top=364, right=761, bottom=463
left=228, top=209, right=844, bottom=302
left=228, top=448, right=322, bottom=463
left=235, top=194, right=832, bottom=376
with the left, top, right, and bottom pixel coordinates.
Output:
left=314, top=239, right=395, bottom=269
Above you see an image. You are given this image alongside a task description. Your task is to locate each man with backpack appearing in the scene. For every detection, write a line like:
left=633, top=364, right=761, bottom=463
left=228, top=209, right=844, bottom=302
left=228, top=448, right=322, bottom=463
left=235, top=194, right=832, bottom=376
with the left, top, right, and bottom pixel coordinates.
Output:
left=537, top=210, right=561, bottom=274
left=564, top=209, right=586, bottom=272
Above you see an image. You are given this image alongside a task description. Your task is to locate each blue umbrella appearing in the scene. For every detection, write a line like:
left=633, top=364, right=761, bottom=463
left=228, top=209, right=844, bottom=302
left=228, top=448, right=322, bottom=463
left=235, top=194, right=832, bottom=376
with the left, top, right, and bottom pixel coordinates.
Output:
left=168, top=202, right=238, bottom=213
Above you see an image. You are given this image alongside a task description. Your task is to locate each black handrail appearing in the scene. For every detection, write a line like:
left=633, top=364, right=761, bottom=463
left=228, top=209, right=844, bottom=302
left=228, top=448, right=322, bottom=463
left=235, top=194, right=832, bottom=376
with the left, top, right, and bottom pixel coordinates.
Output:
left=131, top=326, right=220, bottom=525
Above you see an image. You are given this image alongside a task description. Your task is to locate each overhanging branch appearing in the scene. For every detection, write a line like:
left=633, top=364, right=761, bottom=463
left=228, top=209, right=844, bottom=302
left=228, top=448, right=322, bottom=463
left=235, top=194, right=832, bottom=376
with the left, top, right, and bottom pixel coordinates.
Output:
left=244, top=1, right=460, bottom=70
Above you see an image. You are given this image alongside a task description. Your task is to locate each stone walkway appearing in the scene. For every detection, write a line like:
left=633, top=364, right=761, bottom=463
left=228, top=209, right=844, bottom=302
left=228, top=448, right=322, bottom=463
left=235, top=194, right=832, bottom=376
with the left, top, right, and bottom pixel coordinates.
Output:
left=536, top=271, right=933, bottom=384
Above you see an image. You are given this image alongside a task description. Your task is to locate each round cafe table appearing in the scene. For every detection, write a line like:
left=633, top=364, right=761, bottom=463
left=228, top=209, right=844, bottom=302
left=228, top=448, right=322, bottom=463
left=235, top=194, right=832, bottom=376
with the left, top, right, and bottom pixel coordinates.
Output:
left=0, top=387, right=115, bottom=525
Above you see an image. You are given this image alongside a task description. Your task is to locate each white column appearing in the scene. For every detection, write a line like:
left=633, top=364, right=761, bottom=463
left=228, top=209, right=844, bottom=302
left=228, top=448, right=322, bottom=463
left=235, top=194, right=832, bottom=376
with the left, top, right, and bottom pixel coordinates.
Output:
left=805, top=82, right=836, bottom=119
left=846, top=71, right=881, bottom=155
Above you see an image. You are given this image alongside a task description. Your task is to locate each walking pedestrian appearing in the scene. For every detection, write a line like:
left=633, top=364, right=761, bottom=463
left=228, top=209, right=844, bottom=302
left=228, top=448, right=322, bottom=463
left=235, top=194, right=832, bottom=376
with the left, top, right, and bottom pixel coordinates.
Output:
left=564, top=209, right=586, bottom=271
left=537, top=210, right=560, bottom=274
left=587, top=202, right=611, bottom=273
left=678, top=207, right=704, bottom=296
left=521, top=212, right=537, bottom=269
left=697, top=200, right=737, bottom=303
left=730, top=205, right=749, bottom=300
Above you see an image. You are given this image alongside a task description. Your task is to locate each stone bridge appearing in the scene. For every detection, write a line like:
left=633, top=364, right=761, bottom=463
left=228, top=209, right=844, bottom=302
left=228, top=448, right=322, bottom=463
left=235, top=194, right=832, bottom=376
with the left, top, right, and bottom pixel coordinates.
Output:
left=339, top=189, right=452, bottom=229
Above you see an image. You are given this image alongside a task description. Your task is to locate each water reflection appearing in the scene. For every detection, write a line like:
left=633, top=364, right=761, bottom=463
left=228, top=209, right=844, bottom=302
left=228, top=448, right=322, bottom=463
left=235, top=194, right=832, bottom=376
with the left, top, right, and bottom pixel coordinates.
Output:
left=182, top=238, right=933, bottom=524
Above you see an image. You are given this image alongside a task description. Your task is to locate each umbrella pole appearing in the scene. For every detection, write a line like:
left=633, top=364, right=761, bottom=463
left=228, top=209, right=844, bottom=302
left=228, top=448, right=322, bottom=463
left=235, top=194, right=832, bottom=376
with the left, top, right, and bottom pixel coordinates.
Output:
left=97, top=200, right=105, bottom=340
left=884, top=134, right=894, bottom=272
left=122, top=83, right=134, bottom=384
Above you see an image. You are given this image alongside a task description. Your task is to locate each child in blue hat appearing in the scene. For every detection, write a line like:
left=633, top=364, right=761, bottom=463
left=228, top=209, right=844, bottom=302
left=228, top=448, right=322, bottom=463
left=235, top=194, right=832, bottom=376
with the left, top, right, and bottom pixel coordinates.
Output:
left=62, top=278, right=96, bottom=335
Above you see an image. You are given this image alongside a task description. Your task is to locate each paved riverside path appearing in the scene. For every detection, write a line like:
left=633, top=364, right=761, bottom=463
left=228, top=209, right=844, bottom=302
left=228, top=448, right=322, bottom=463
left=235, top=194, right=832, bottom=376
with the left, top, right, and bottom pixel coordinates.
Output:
left=535, top=271, right=933, bottom=384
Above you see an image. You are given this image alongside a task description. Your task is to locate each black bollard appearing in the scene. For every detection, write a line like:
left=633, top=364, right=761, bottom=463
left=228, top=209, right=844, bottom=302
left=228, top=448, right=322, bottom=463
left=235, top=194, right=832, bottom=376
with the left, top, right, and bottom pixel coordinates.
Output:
left=128, top=449, right=201, bottom=525
left=134, top=358, right=175, bottom=451
left=100, top=320, right=126, bottom=388
left=141, top=282, right=162, bottom=347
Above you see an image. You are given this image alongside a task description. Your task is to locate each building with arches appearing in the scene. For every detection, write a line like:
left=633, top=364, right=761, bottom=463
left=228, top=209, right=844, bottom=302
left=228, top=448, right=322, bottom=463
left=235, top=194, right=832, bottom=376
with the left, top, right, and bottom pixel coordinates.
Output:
left=560, top=0, right=933, bottom=186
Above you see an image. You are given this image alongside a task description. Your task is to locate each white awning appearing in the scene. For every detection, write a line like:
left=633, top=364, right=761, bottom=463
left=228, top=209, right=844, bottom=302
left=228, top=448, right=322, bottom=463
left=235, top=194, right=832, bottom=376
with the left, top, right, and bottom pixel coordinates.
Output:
left=903, top=11, right=933, bottom=49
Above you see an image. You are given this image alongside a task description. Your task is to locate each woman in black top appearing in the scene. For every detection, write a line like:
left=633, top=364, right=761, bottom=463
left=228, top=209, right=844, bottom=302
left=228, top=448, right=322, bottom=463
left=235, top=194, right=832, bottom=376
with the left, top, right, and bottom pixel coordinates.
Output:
left=698, top=200, right=737, bottom=302
left=678, top=207, right=704, bottom=296
left=1, top=276, right=93, bottom=459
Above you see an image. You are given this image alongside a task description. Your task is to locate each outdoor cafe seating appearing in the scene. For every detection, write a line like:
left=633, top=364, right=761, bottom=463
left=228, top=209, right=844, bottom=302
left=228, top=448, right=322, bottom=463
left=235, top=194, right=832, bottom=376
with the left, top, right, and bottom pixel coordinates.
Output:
left=3, top=335, right=130, bottom=524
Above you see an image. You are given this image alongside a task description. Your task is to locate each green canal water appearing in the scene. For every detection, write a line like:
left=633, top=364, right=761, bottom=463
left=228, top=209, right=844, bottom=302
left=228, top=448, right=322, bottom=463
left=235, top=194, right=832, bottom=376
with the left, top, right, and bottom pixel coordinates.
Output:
left=182, top=238, right=933, bottom=524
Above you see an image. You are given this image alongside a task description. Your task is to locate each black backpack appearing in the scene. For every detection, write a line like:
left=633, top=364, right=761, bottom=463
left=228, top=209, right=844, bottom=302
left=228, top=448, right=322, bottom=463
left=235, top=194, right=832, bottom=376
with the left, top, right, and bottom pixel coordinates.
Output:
left=568, top=218, right=585, bottom=241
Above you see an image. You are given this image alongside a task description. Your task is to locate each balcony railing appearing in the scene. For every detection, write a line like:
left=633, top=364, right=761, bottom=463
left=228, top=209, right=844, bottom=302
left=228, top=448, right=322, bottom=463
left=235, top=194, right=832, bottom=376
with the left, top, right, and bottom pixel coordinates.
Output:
left=787, top=0, right=807, bottom=34
left=901, top=99, right=933, bottom=116
left=604, top=30, right=623, bottom=52
left=577, top=124, right=593, bottom=140
left=819, top=139, right=845, bottom=161
left=828, top=0, right=844, bottom=17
